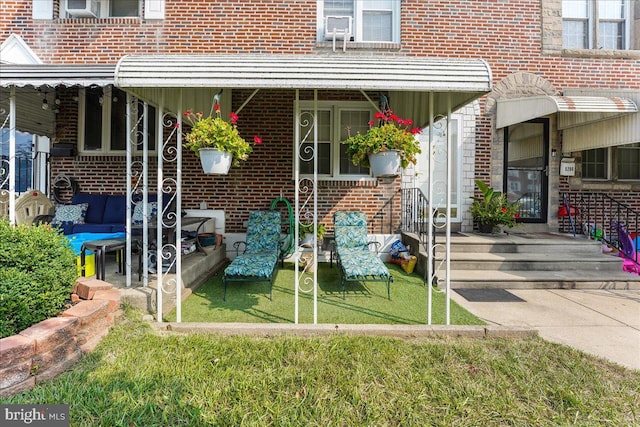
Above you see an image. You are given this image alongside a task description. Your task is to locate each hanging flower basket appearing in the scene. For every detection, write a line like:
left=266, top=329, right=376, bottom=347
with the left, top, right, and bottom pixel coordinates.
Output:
left=368, top=150, right=401, bottom=177
left=183, top=103, right=262, bottom=174
left=342, top=109, right=421, bottom=178
left=199, top=148, right=232, bottom=175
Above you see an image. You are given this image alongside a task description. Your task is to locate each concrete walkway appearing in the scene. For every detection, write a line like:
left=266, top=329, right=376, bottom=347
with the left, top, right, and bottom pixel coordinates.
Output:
left=451, top=288, right=640, bottom=371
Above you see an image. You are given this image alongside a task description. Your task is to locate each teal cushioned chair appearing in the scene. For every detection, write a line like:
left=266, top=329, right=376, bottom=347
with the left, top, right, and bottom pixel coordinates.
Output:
left=223, top=211, right=282, bottom=301
left=333, top=211, right=393, bottom=299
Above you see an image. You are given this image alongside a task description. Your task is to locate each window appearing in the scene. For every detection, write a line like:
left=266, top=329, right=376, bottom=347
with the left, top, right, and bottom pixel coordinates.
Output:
left=618, top=143, right=640, bottom=180
left=582, top=144, right=640, bottom=181
left=297, top=102, right=373, bottom=179
left=78, top=86, right=157, bottom=154
left=562, top=0, right=630, bottom=50
left=582, top=147, right=608, bottom=179
left=62, top=0, right=140, bottom=18
left=318, top=0, right=401, bottom=43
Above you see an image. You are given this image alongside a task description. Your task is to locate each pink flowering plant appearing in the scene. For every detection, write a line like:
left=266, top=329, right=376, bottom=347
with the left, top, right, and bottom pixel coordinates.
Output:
left=183, top=104, right=262, bottom=167
left=343, top=109, right=422, bottom=169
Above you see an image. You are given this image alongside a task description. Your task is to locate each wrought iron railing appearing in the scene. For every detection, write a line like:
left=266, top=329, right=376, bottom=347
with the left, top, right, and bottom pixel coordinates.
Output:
left=559, top=192, right=639, bottom=267
left=0, top=154, right=32, bottom=193
left=401, top=187, right=430, bottom=242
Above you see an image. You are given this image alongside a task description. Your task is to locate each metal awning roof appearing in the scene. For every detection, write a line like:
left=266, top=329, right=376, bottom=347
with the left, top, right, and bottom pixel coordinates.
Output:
left=496, top=95, right=638, bottom=129
left=114, top=54, right=492, bottom=116
left=0, top=64, right=116, bottom=88
left=0, top=64, right=116, bottom=137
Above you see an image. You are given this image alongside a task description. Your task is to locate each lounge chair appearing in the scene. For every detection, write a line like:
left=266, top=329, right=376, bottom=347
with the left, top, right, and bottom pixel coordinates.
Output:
left=333, top=210, right=393, bottom=299
left=223, top=211, right=282, bottom=301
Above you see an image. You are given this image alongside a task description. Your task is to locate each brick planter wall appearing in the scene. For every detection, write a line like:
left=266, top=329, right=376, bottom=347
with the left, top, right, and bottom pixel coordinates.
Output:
left=0, top=278, right=122, bottom=397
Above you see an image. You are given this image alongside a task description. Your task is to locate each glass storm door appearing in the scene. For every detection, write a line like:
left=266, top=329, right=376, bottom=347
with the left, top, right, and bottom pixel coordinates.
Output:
left=504, top=119, right=549, bottom=223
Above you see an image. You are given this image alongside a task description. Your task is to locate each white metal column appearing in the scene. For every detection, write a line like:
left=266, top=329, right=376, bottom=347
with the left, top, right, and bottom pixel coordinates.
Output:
left=155, top=92, right=181, bottom=323
left=294, top=89, right=319, bottom=324
left=426, top=93, right=453, bottom=325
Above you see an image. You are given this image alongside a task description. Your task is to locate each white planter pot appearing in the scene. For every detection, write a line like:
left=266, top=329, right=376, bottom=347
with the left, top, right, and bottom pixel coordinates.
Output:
left=368, top=150, right=401, bottom=177
left=199, top=148, right=232, bottom=174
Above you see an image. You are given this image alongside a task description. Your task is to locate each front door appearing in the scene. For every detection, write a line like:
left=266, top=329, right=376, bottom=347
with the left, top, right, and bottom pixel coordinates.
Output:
left=504, top=119, right=549, bottom=223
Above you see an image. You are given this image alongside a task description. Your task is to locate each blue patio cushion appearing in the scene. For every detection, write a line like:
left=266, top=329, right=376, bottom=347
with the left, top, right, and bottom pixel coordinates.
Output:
left=102, top=195, right=127, bottom=224
left=244, top=211, right=282, bottom=254
left=71, top=193, right=107, bottom=224
left=224, top=252, right=279, bottom=279
left=334, top=211, right=369, bottom=249
left=224, top=211, right=281, bottom=280
left=71, top=223, right=117, bottom=234
left=337, top=248, right=390, bottom=278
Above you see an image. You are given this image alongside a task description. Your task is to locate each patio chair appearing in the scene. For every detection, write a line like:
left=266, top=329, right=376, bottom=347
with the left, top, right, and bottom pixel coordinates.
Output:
left=0, top=190, right=55, bottom=226
left=15, top=190, right=55, bottom=226
left=223, top=211, right=282, bottom=301
left=333, top=210, right=393, bottom=299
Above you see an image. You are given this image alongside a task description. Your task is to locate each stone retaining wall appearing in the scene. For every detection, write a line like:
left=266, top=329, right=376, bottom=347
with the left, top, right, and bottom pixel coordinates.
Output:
left=0, top=278, right=121, bottom=397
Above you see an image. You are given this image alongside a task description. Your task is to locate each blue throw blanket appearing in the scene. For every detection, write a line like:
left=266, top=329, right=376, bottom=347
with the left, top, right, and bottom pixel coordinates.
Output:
left=67, top=232, right=126, bottom=256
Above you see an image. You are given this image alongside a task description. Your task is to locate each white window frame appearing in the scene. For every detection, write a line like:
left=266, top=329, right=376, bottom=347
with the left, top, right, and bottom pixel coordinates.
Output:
left=316, top=0, right=401, bottom=43
left=562, top=0, right=632, bottom=50
left=77, top=86, right=157, bottom=155
left=296, top=101, right=376, bottom=181
left=61, top=0, right=141, bottom=18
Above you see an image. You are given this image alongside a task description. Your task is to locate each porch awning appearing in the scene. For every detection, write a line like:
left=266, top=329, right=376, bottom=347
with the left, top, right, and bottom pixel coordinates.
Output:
left=114, top=54, right=492, bottom=117
left=496, top=95, right=638, bottom=129
left=0, top=64, right=116, bottom=137
left=0, top=64, right=116, bottom=88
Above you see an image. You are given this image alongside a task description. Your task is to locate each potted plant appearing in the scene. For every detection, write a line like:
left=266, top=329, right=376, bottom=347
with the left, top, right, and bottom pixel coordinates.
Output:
left=342, top=109, right=422, bottom=177
left=469, top=179, right=520, bottom=233
left=298, top=221, right=326, bottom=248
left=183, top=104, right=262, bottom=174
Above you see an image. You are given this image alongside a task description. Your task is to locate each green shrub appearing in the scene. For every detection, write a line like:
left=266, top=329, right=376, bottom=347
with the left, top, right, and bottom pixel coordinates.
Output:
left=0, top=220, right=77, bottom=338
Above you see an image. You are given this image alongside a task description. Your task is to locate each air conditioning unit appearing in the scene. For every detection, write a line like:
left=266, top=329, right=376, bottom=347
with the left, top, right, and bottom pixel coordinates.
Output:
left=66, top=0, right=100, bottom=18
left=324, top=16, right=353, bottom=40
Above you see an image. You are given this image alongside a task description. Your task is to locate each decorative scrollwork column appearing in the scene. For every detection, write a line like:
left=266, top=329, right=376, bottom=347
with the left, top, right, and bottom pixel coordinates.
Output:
left=294, top=92, right=318, bottom=324
left=155, top=106, right=181, bottom=322
left=0, top=105, right=9, bottom=219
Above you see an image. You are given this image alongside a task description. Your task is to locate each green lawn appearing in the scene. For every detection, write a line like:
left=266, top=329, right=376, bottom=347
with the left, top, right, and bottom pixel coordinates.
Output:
left=166, top=262, right=482, bottom=325
left=3, top=312, right=639, bottom=426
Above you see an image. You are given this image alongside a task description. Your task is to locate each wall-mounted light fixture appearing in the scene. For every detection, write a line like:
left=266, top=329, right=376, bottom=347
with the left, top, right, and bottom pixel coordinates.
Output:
left=551, top=148, right=557, bottom=157
left=41, top=91, right=49, bottom=110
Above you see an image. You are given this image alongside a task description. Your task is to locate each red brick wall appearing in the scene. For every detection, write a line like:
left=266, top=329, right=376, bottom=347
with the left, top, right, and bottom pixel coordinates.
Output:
left=4, top=0, right=639, bottom=227
left=50, top=88, right=401, bottom=232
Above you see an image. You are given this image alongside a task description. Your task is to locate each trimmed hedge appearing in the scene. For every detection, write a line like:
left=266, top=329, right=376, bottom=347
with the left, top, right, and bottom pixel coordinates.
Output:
left=0, top=220, right=77, bottom=339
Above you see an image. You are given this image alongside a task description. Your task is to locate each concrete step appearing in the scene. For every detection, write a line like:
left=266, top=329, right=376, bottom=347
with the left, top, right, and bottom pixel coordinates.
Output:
left=447, top=269, right=640, bottom=290
left=433, top=233, right=603, bottom=255
left=448, top=251, right=622, bottom=272
left=402, top=230, right=640, bottom=290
